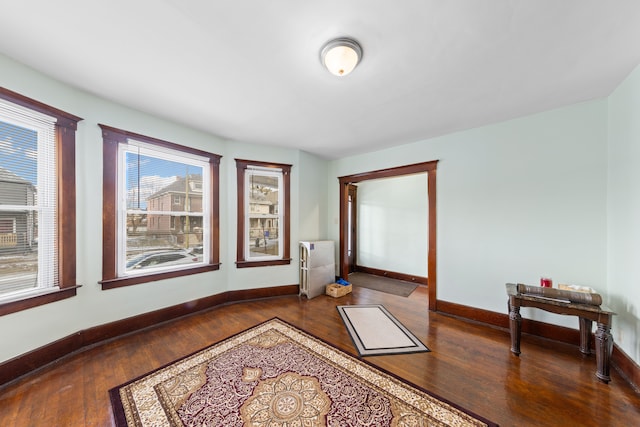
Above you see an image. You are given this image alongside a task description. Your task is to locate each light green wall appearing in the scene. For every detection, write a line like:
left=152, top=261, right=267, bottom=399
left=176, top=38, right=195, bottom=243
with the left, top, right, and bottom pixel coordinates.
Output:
left=0, top=53, right=328, bottom=362
left=357, top=175, right=428, bottom=276
left=607, top=63, right=640, bottom=363
left=330, top=99, right=609, bottom=330
left=329, top=76, right=640, bottom=365
left=221, top=142, right=302, bottom=292
left=297, top=150, right=329, bottom=242
left=1, top=50, right=639, bottom=369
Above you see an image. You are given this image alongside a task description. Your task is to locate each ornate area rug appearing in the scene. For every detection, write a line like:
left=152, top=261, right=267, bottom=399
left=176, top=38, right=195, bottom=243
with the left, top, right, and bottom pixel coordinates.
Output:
left=109, top=318, right=496, bottom=426
left=338, top=304, right=430, bottom=356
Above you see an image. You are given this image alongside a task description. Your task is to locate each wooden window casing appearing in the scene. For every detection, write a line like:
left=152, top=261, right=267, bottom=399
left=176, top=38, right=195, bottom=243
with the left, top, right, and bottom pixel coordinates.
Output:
left=0, top=87, right=82, bottom=316
left=99, top=125, right=221, bottom=290
left=235, top=159, right=291, bottom=268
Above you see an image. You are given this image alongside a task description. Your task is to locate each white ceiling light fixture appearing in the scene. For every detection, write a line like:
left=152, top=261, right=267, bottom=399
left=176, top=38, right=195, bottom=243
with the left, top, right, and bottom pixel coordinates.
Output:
left=320, top=38, right=363, bottom=77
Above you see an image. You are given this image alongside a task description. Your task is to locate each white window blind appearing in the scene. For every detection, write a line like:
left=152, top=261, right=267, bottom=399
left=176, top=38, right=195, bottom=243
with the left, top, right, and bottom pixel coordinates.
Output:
left=0, top=99, right=58, bottom=301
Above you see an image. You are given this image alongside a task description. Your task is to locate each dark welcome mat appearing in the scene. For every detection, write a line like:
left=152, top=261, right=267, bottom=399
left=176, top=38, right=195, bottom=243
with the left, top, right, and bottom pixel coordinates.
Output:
left=349, top=272, right=419, bottom=297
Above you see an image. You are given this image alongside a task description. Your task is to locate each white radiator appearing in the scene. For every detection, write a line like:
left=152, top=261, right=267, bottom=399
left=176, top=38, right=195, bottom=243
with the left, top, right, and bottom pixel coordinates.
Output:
left=299, top=241, right=335, bottom=299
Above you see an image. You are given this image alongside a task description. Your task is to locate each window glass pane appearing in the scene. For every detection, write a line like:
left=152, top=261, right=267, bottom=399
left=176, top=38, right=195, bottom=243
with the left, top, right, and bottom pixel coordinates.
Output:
left=123, top=148, right=206, bottom=274
left=0, top=120, right=39, bottom=295
left=247, top=172, right=281, bottom=259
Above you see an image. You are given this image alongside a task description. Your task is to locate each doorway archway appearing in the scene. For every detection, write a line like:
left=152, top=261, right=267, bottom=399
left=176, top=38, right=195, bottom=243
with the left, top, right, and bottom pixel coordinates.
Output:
left=338, top=160, right=438, bottom=310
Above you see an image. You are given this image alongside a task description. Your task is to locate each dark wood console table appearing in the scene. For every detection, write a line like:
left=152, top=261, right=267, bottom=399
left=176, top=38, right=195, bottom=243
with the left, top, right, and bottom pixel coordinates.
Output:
left=506, top=283, right=615, bottom=383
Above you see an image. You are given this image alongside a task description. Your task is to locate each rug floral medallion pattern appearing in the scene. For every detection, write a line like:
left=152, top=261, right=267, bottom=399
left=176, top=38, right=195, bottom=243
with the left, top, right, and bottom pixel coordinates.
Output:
left=112, top=319, right=494, bottom=427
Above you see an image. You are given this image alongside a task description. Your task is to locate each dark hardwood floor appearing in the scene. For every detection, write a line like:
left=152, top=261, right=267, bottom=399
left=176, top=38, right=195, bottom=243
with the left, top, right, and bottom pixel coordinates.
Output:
left=0, top=285, right=638, bottom=426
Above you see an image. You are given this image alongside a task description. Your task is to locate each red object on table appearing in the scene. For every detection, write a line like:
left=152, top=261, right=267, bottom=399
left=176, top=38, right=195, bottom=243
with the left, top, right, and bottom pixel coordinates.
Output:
left=540, top=277, right=552, bottom=287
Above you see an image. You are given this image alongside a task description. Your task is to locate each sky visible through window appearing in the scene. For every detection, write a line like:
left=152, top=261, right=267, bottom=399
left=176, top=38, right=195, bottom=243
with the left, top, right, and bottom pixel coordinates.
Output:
left=0, top=121, right=37, bottom=184
left=0, top=120, right=39, bottom=295
left=126, top=152, right=202, bottom=210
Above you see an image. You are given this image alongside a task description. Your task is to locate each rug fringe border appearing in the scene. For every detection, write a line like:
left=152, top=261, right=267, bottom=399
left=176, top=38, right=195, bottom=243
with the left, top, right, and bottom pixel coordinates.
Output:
left=109, top=317, right=499, bottom=427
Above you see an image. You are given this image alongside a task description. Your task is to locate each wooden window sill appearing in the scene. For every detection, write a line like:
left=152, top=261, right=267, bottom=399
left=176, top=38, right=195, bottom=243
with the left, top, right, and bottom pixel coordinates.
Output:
left=0, top=285, right=81, bottom=317
left=100, top=264, right=221, bottom=290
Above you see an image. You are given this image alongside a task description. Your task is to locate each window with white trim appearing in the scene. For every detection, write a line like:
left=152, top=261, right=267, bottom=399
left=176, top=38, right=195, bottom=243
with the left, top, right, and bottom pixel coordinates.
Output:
left=100, top=125, right=221, bottom=290
left=235, top=159, right=291, bottom=268
left=0, top=100, right=57, bottom=301
left=245, top=167, right=283, bottom=261
left=0, top=88, right=80, bottom=315
left=119, top=140, right=210, bottom=276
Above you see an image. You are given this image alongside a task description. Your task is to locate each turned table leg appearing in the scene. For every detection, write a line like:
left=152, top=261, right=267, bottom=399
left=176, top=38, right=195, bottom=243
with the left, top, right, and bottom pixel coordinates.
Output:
left=595, top=322, right=613, bottom=383
left=579, top=317, right=592, bottom=355
left=509, top=302, right=522, bottom=355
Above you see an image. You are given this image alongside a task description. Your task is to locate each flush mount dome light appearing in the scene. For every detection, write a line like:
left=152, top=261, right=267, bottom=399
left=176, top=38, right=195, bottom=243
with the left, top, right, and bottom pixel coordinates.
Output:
left=320, top=38, right=362, bottom=77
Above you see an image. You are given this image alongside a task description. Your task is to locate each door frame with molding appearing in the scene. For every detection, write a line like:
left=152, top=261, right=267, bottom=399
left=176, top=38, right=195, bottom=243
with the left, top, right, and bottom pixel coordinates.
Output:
left=338, top=160, right=438, bottom=310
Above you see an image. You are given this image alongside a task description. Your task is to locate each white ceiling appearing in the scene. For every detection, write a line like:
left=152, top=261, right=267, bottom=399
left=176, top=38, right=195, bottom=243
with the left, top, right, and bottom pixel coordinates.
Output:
left=1, top=1, right=640, bottom=159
